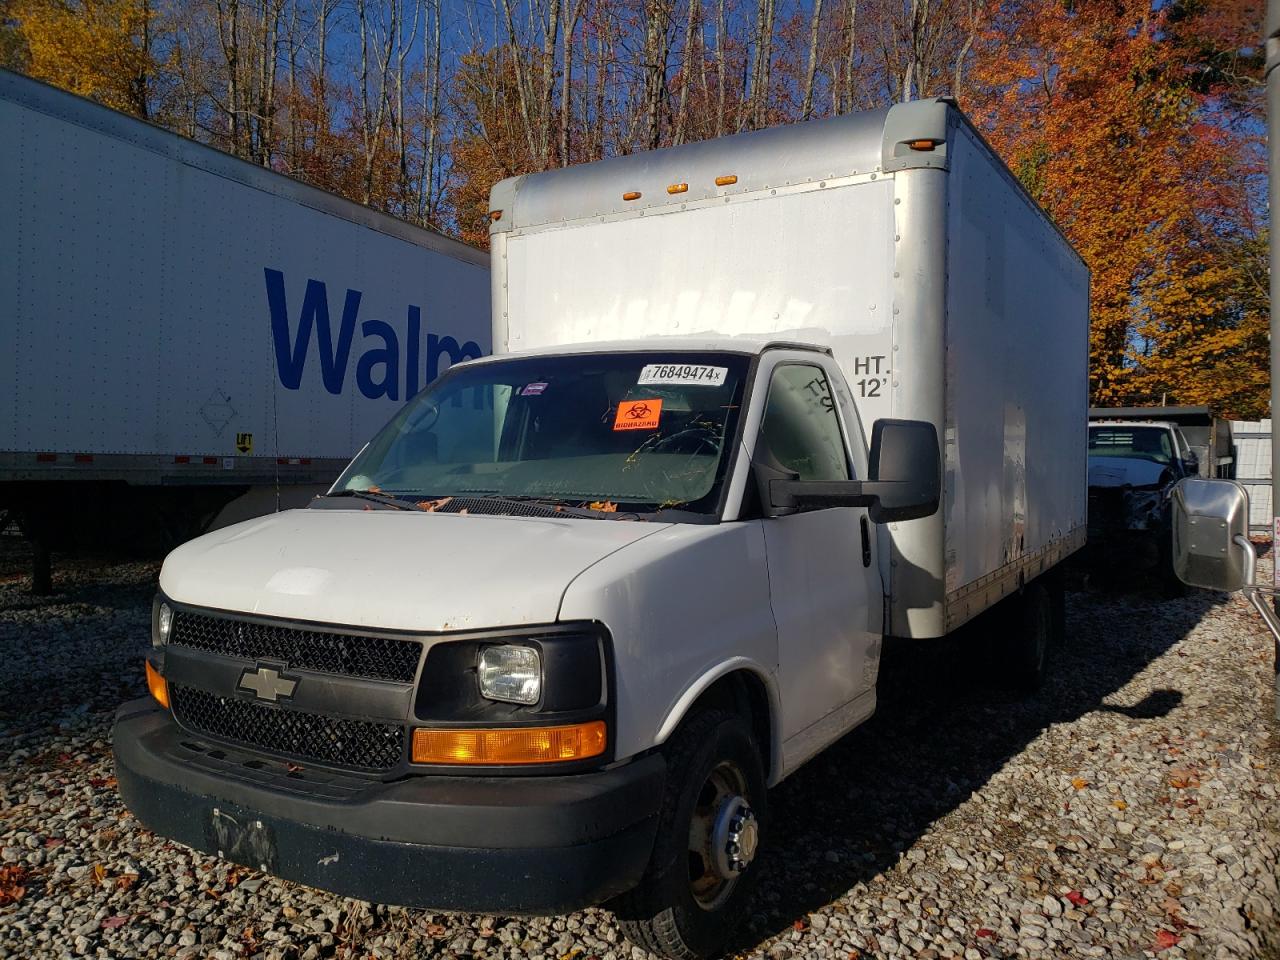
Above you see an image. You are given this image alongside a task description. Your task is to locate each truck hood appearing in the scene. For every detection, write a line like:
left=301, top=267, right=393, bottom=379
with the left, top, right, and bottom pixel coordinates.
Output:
left=1087, top=458, right=1169, bottom=489
left=159, top=508, right=667, bottom=632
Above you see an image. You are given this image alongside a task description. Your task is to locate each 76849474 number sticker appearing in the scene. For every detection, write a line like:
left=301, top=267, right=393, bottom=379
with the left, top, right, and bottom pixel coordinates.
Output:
left=636, top=364, right=728, bottom=387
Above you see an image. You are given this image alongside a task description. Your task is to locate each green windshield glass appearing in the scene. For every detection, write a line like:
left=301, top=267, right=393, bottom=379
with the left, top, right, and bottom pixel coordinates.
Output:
left=335, top=351, right=751, bottom=516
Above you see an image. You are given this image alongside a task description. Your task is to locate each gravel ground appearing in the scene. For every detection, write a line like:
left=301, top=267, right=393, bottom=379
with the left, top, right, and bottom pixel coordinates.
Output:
left=0, top=539, right=1277, bottom=960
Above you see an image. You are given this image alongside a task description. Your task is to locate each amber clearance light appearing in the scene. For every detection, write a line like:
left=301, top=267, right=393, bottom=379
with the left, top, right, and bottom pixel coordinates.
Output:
left=412, top=721, right=606, bottom=765
left=145, top=661, right=170, bottom=709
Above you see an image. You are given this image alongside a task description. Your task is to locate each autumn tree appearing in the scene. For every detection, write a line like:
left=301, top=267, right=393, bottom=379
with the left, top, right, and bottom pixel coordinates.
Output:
left=965, top=0, right=1265, bottom=416
left=9, top=0, right=158, bottom=117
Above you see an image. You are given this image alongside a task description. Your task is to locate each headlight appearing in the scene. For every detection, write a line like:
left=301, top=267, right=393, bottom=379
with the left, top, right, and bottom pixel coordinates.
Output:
left=478, top=644, right=541, bottom=705
left=154, top=602, right=173, bottom=647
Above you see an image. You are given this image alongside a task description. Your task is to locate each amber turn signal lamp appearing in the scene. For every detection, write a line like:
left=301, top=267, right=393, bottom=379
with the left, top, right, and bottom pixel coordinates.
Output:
left=667, top=182, right=689, bottom=195
left=412, top=721, right=607, bottom=765
left=714, top=175, right=738, bottom=186
left=907, top=138, right=939, bottom=151
left=146, top=661, right=170, bottom=709
left=622, top=191, right=642, bottom=201
left=489, top=209, right=503, bottom=222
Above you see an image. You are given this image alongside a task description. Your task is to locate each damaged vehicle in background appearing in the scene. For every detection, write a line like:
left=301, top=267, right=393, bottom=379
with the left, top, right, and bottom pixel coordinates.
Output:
left=1086, top=420, right=1201, bottom=586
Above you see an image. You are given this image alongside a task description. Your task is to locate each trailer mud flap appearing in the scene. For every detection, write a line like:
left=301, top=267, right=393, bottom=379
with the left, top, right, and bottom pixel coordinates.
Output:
left=209, top=805, right=278, bottom=873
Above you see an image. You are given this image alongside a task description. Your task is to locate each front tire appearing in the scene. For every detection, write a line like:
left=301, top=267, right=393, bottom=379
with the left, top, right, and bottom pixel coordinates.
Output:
left=614, top=709, right=767, bottom=960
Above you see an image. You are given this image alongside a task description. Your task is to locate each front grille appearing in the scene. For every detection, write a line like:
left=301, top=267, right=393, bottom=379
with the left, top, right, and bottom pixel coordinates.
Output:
left=170, top=610, right=421, bottom=683
left=170, top=684, right=405, bottom=771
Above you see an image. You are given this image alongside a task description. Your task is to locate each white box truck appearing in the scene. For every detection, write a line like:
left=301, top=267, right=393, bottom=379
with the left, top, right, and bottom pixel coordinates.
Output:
left=114, top=98, right=1089, bottom=959
left=0, top=69, right=490, bottom=587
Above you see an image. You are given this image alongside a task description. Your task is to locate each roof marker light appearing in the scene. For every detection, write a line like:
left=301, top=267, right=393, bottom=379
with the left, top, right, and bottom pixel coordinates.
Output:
left=715, top=175, right=738, bottom=186
left=667, top=182, right=688, bottom=195
left=907, top=139, right=939, bottom=151
left=489, top=209, right=503, bottom=222
left=623, top=191, right=642, bottom=201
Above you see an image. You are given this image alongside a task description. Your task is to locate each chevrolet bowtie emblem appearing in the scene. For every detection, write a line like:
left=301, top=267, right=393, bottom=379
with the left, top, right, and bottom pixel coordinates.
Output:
left=238, top=664, right=298, bottom=702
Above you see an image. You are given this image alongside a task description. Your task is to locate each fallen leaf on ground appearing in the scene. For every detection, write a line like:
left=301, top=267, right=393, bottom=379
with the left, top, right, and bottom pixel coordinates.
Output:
left=976, top=928, right=996, bottom=938
left=1154, top=929, right=1182, bottom=951
left=1065, top=891, right=1089, bottom=907
left=101, top=916, right=128, bottom=930
left=0, top=866, right=27, bottom=906
left=1071, top=777, right=1088, bottom=790
left=588, top=501, right=618, bottom=512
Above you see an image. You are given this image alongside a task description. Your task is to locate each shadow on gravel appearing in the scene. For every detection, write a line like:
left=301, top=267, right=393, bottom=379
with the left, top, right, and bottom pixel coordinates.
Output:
left=730, top=580, right=1225, bottom=955
left=0, top=545, right=159, bottom=723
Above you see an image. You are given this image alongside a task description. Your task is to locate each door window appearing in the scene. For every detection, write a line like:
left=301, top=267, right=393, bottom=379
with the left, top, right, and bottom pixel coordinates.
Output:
left=759, top=365, right=851, bottom=481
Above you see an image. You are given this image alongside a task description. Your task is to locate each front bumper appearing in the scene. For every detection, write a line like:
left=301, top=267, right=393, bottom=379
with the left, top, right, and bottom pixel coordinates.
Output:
left=113, top=698, right=664, bottom=914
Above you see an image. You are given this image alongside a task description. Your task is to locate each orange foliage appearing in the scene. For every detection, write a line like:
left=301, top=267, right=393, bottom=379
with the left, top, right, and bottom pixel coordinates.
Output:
left=10, top=0, right=155, bottom=117
left=965, top=0, right=1265, bottom=416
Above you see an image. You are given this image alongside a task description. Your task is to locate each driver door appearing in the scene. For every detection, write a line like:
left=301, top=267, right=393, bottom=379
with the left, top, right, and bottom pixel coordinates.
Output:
left=755, top=356, right=883, bottom=773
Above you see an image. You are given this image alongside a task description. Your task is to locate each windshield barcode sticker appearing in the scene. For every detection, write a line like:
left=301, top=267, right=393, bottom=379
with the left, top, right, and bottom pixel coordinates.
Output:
left=637, top=364, right=729, bottom=387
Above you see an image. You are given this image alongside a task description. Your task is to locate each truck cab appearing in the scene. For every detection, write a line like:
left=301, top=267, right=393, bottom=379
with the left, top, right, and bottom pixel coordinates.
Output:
left=116, top=339, right=938, bottom=958
left=1087, top=420, right=1201, bottom=582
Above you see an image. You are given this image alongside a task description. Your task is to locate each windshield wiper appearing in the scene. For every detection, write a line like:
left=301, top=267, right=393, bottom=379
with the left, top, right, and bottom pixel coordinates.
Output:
left=324, top=489, right=414, bottom=511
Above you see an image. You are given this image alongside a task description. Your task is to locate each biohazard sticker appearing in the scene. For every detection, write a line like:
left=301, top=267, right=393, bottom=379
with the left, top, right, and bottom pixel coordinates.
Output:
left=637, top=364, right=728, bottom=387
left=613, top=399, right=663, bottom=431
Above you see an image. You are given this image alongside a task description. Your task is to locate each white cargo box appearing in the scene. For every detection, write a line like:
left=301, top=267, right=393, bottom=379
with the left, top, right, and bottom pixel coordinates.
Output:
left=489, top=99, right=1089, bottom=638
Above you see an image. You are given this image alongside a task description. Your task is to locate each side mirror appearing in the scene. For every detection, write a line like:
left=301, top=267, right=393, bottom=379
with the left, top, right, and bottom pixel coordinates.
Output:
left=1171, top=478, right=1252, bottom=592
left=765, top=418, right=941, bottom=523
left=1182, top=450, right=1200, bottom=477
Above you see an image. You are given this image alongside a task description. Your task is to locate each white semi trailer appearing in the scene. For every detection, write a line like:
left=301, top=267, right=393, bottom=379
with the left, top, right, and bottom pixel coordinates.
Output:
left=0, top=69, right=490, bottom=588
left=115, top=98, right=1088, bottom=959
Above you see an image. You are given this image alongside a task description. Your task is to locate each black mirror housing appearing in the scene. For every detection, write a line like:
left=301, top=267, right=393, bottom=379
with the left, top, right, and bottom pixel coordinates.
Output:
left=761, top=418, right=941, bottom=522
left=864, top=419, right=941, bottom=522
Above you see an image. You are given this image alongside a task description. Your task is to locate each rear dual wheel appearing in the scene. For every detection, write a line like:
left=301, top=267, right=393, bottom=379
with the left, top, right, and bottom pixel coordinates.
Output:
left=995, top=579, right=1055, bottom=693
left=614, top=709, right=767, bottom=960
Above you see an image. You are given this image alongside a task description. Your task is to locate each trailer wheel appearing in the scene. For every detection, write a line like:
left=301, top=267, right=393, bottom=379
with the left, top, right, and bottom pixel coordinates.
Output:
left=997, top=581, right=1053, bottom=693
left=614, top=709, right=767, bottom=960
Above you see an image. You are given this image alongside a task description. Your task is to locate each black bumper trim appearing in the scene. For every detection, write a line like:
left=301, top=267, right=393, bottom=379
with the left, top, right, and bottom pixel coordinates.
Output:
left=113, top=700, right=663, bottom=914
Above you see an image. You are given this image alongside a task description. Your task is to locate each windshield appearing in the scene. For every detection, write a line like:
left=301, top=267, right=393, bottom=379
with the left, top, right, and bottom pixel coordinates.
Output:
left=1088, top=426, right=1174, bottom=466
left=333, top=351, right=752, bottom=517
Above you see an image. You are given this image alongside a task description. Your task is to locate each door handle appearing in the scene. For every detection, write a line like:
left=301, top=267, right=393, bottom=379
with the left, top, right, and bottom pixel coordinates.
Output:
left=860, top=516, right=871, bottom=567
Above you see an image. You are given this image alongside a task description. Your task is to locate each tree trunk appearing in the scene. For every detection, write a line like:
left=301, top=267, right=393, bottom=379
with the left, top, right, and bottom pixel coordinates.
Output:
left=421, top=0, right=442, bottom=220
left=641, top=0, right=673, bottom=149
left=746, top=0, right=776, bottom=130
left=216, top=0, right=244, bottom=156
left=800, top=0, right=823, bottom=121
left=673, top=0, right=700, bottom=146
left=358, top=0, right=397, bottom=205
left=538, top=0, right=561, bottom=166
left=497, top=0, right=540, bottom=164
left=843, top=0, right=857, bottom=114
left=559, top=0, right=584, bottom=165
left=715, top=0, right=726, bottom=136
